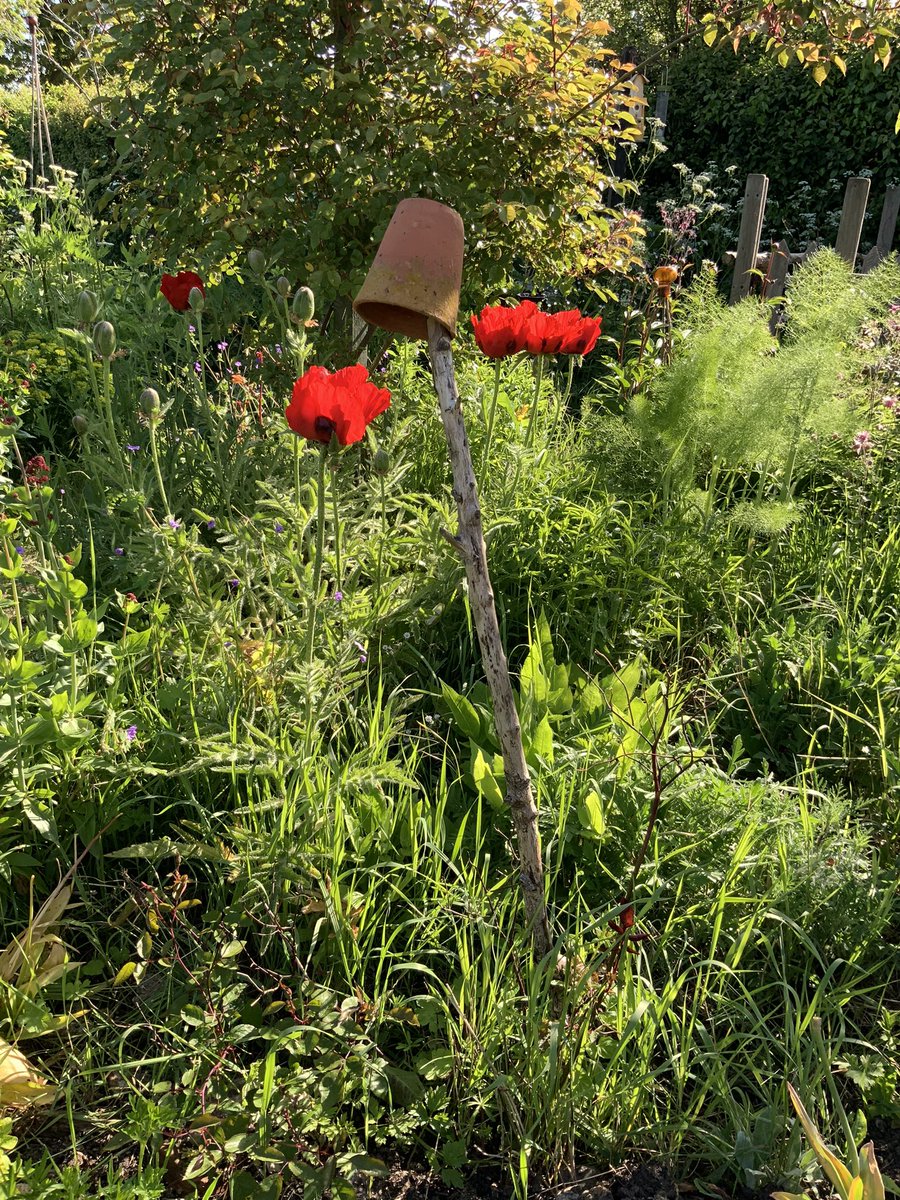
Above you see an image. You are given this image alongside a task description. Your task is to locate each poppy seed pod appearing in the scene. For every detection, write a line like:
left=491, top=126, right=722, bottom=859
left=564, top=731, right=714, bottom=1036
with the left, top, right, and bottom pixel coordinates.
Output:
left=247, top=249, right=267, bottom=275
left=93, top=321, right=116, bottom=359
left=75, top=289, right=100, bottom=324
left=188, top=287, right=205, bottom=313
left=276, top=276, right=291, bottom=299
left=292, top=287, right=315, bottom=323
left=140, top=387, right=161, bottom=414
left=72, top=412, right=89, bottom=435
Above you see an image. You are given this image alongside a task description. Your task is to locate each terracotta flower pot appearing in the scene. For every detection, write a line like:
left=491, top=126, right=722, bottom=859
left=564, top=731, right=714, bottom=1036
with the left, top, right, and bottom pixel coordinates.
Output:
left=353, top=199, right=464, bottom=340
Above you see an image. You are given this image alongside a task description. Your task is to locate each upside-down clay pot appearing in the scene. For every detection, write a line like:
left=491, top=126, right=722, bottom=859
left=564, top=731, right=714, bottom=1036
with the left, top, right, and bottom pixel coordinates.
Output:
left=353, top=199, right=464, bottom=340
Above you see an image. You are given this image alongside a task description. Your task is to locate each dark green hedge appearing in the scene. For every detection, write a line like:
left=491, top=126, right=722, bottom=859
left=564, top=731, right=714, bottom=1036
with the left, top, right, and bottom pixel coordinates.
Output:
left=0, top=84, right=115, bottom=185
left=650, top=44, right=900, bottom=247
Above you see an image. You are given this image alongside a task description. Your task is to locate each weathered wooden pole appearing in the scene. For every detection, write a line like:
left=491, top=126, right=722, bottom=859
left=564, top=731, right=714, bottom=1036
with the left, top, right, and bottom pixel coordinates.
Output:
left=730, top=174, right=769, bottom=303
left=426, top=317, right=552, bottom=957
left=835, top=176, right=871, bottom=267
left=354, top=199, right=553, bottom=960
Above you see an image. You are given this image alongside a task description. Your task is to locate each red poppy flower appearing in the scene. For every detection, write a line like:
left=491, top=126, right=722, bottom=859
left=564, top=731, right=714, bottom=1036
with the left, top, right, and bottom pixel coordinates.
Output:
left=558, top=313, right=602, bottom=356
left=471, top=300, right=539, bottom=358
left=525, top=308, right=602, bottom=356
left=160, top=271, right=205, bottom=312
left=285, top=364, right=390, bottom=446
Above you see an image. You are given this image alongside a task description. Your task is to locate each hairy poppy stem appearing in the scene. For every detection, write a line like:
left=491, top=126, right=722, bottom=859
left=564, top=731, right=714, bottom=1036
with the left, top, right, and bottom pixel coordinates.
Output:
left=525, top=354, right=544, bottom=449
left=330, top=437, right=342, bottom=593
left=427, top=318, right=553, bottom=961
left=480, top=358, right=503, bottom=487
left=307, top=445, right=328, bottom=668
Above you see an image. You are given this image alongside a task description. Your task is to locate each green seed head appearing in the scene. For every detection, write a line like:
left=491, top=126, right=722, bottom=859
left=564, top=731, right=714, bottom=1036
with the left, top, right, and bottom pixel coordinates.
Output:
left=93, top=320, right=116, bottom=359
left=373, top=447, right=391, bottom=476
left=247, top=249, right=267, bottom=275
left=75, top=289, right=100, bottom=324
left=291, top=286, right=315, bottom=323
left=140, top=387, right=161, bottom=415
left=188, top=287, right=205, bottom=313
left=276, top=276, right=291, bottom=299
left=72, top=412, right=89, bottom=435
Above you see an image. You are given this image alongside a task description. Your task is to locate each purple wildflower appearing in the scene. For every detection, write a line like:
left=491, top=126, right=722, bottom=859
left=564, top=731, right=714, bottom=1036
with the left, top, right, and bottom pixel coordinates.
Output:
left=333, top=590, right=343, bottom=602
left=168, top=517, right=180, bottom=530
left=114, top=547, right=124, bottom=556
left=227, top=578, right=239, bottom=590
left=207, top=518, right=216, bottom=530
left=188, top=324, right=196, bottom=333
left=126, top=724, right=137, bottom=741
left=217, top=341, right=228, bottom=351
left=193, top=362, right=202, bottom=374
left=853, top=430, right=872, bottom=455
left=14, top=546, right=24, bottom=556
left=125, top=444, right=140, bottom=453
left=274, top=521, right=284, bottom=534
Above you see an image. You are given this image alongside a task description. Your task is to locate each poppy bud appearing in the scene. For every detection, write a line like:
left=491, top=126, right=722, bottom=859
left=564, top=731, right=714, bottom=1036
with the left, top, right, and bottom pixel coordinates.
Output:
left=188, top=287, right=205, bottom=313
left=140, top=387, right=161, bottom=415
left=75, top=289, right=100, bottom=324
left=93, top=321, right=116, bottom=359
left=373, top=447, right=391, bottom=476
left=276, top=276, right=291, bottom=299
left=292, top=287, right=315, bottom=323
left=247, top=249, right=267, bottom=275
left=72, top=412, right=89, bottom=435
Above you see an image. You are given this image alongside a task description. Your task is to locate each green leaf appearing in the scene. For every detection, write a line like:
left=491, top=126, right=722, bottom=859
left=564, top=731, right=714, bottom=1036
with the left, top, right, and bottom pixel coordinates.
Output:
left=528, top=714, right=554, bottom=765
left=338, top=1153, right=389, bottom=1177
left=787, top=1084, right=855, bottom=1200
left=416, top=1051, right=454, bottom=1081
left=440, top=682, right=481, bottom=741
left=578, top=790, right=606, bottom=837
left=223, top=1130, right=257, bottom=1154
left=113, top=962, right=137, bottom=985
left=472, top=748, right=505, bottom=809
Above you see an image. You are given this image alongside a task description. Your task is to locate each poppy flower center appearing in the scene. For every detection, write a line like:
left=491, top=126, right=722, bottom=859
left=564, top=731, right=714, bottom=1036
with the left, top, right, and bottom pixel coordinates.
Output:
left=314, top=415, right=336, bottom=437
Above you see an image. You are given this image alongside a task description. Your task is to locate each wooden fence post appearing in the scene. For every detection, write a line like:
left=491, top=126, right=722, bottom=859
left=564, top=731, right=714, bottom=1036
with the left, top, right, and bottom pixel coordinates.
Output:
left=730, top=174, right=769, bottom=303
left=861, top=184, right=900, bottom=272
left=764, top=239, right=792, bottom=299
left=835, top=176, right=871, bottom=267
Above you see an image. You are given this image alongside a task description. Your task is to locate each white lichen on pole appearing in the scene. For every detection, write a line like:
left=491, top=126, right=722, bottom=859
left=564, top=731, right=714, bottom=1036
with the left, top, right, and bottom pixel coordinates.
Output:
left=426, top=317, right=552, bottom=960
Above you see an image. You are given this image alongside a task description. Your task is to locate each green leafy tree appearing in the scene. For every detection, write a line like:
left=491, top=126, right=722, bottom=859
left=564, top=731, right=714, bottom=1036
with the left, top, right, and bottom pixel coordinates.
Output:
left=102, top=0, right=645, bottom=300
left=0, top=1, right=109, bottom=90
left=580, top=0, right=899, bottom=104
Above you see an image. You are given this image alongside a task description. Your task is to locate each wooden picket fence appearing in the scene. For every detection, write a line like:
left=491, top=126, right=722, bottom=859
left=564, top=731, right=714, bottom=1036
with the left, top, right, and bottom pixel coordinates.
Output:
left=728, top=173, right=900, bottom=303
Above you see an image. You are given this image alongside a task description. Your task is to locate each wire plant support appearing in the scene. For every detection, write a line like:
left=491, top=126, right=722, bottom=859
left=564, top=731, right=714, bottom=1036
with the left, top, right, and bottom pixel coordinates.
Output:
left=27, top=13, right=55, bottom=191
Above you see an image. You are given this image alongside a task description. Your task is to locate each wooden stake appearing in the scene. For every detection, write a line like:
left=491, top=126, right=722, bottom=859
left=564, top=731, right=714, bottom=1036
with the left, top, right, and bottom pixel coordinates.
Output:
left=835, top=176, right=871, bottom=267
left=427, top=318, right=553, bottom=960
left=764, top=239, right=792, bottom=300
left=730, top=174, right=769, bottom=303
left=862, top=184, right=900, bottom=272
